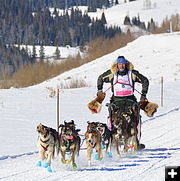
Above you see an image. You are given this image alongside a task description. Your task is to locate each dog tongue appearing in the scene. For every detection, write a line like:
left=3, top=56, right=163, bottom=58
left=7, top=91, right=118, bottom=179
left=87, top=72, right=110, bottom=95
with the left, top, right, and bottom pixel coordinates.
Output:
left=65, top=135, right=74, bottom=140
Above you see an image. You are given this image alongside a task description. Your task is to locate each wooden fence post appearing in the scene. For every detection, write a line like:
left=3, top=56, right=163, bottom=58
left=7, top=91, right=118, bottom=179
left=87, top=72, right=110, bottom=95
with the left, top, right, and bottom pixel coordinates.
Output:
left=57, top=89, right=60, bottom=134
left=161, top=77, right=163, bottom=107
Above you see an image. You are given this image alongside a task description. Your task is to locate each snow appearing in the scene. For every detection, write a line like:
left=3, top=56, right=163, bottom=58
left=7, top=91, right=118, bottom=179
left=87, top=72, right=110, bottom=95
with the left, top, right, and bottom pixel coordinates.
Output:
left=1, top=31, right=180, bottom=181
left=1, top=0, right=180, bottom=180
left=19, top=45, right=82, bottom=61
left=38, top=32, right=180, bottom=89
left=87, top=0, right=180, bottom=27
left=50, top=0, right=180, bottom=31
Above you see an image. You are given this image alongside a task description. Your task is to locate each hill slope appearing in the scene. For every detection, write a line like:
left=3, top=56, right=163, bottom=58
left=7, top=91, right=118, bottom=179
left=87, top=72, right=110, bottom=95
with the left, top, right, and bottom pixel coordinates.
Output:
left=0, top=32, right=180, bottom=181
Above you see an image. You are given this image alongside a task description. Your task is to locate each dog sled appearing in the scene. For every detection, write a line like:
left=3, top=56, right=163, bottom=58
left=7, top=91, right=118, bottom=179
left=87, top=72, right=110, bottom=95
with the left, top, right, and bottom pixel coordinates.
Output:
left=107, top=98, right=141, bottom=155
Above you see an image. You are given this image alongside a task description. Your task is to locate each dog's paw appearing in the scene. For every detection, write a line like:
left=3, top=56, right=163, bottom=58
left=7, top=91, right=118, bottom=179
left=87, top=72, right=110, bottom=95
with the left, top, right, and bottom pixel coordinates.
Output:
left=65, top=159, right=71, bottom=165
left=43, top=162, right=49, bottom=168
left=67, top=153, right=71, bottom=158
left=107, top=152, right=113, bottom=158
left=72, top=163, right=77, bottom=169
left=90, top=149, right=93, bottom=154
left=47, top=166, right=52, bottom=173
left=94, top=153, right=99, bottom=160
left=36, top=161, right=42, bottom=167
left=101, top=144, right=106, bottom=150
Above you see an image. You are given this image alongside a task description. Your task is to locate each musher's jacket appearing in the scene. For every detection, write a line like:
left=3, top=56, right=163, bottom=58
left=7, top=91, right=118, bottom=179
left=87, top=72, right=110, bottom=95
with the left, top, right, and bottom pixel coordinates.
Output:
left=97, top=60, right=149, bottom=101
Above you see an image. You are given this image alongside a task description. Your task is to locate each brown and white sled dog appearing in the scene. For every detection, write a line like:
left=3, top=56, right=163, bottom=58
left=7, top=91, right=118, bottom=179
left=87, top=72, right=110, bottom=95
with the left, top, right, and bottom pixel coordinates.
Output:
left=85, top=121, right=103, bottom=166
left=59, top=120, right=81, bottom=169
left=36, top=123, right=59, bottom=172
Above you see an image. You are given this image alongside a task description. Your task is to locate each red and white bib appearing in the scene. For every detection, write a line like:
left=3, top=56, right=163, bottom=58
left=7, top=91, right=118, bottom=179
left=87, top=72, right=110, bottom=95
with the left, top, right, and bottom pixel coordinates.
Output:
left=113, top=71, right=133, bottom=97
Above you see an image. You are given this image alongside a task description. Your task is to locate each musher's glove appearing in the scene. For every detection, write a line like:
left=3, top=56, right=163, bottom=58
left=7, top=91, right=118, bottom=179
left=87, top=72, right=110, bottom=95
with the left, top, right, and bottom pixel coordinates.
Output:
left=140, top=94, right=147, bottom=101
left=97, top=90, right=103, bottom=96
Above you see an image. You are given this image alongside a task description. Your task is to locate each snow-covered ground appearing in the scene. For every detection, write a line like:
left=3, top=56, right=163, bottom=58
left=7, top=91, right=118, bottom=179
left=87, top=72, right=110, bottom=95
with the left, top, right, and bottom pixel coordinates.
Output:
left=39, top=32, right=180, bottom=89
left=19, top=45, right=82, bottom=62
left=88, top=0, right=180, bottom=28
left=52, top=0, right=180, bottom=31
left=0, top=31, right=180, bottom=180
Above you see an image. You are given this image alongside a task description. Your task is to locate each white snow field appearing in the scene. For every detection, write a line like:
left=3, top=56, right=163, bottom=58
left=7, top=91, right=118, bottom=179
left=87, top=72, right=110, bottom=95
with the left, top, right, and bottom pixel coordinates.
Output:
left=0, top=31, right=180, bottom=181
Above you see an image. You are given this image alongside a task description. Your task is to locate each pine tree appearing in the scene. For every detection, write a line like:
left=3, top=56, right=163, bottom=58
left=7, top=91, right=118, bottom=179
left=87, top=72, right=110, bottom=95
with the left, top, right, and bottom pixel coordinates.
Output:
left=101, top=12, right=107, bottom=24
left=124, top=15, right=131, bottom=25
left=32, top=44, right=37, bottom=60
left=39, top=44, right=45, bottom=62
left=54, top=45, right=60, bottom=60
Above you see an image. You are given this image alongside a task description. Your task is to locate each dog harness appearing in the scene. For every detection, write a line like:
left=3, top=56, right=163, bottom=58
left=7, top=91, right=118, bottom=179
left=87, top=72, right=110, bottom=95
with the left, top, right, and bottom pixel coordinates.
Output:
left=40, top=138, right=50, bottom=151
left=113, top=70, right=133, bottom=97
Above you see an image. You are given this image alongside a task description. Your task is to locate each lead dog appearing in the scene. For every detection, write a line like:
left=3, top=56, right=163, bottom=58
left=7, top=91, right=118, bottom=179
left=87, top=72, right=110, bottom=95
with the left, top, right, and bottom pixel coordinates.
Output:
left=85, top=121, right=103, bottom=166
left=36, top=123, right=59, bottom=172
left=59, top=120, right=81, bottom=169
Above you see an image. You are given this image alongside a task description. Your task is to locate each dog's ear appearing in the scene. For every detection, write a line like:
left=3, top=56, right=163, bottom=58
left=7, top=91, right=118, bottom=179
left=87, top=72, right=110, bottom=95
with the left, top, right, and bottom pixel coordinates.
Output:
left=76, top=129, right=81, bottom=132
left=37, top=123, right=42, bottom=130
left=85, top=132, right=89, bottom=138
left=38, top=123, right=43, bottom=127
left=47, top=127, right=51, bottom=131
left=71, top=120, right=75, bottom=124
left=87, top=121, right=90, bottom=124
left=59, top=124, right=64, bottom=128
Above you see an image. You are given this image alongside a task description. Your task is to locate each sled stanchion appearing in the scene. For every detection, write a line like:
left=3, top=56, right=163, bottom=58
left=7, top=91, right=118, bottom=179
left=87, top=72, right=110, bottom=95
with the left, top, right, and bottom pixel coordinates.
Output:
left=57, top=89, right=60, bottom=134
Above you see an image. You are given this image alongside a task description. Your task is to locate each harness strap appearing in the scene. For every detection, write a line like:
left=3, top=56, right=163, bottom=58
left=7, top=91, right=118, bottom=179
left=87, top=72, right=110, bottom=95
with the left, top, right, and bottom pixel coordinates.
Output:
left=126, top=145, right=135, bottom=150
left=41, top=144, right=49, bottom=151
left=104, top=75, right=142, bottom=95
left=40, top=138, right=50, bottom=143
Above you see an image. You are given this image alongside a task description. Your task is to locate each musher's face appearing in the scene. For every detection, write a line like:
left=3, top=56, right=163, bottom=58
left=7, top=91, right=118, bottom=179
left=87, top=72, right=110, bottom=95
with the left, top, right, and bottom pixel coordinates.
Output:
left=117, top=63, right=126, bottom=71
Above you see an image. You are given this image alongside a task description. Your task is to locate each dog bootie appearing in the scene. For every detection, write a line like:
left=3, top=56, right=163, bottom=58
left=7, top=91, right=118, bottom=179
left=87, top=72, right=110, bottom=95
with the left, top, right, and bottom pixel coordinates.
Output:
left=94, top=153, right=99, bottom=160
left=72, top=163, right=77, bottom=169
left=44, top=162, right=49, bottom=168
left=107, top=152, right=113, bottom=158
left=90, top=149, right=93, bottom=154
left=36, top=161, right=42, bottom=167
left=47, top=166, right=52, bottom=173
left=101, top=143, right=106, bottom=150
left=67, top=152, right=71, bottom=158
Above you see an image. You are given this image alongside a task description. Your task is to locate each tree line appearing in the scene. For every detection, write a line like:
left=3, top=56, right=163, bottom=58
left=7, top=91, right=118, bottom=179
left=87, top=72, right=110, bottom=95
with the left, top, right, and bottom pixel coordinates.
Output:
left=0, top=0, right=122, bottom=77
left=0, top=0, right=121, bottom=47
left=0, top=40, right=34, bottom=78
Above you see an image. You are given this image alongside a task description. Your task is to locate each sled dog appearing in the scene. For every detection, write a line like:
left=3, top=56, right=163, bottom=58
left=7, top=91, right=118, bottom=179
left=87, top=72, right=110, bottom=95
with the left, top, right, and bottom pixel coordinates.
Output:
left=59, top=120, right=81, bottom=169
left=36, top=123, right=59, bottom=172
left=96, top=122, right=113, bottom=156
left=85, top=121, right=103, bottom=166
left=112, top=112, right=138, bottom=155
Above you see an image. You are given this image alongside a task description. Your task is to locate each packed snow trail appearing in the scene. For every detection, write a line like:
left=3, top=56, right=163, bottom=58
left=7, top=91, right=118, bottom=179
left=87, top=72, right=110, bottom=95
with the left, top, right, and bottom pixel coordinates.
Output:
left=1, top=107, right=180, bottom=181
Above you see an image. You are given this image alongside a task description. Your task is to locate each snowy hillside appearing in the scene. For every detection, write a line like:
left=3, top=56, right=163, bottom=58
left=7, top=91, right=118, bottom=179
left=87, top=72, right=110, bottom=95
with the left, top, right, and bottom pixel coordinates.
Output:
left=51, top=0, right=180, bottom=33
left=39, top=32, right=180, bottom=89
left=87, top=0, right=180, bottom=27
left=0, top=31, right=180, bottom=181
left=19, top=45, right=81, bottom=61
